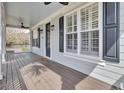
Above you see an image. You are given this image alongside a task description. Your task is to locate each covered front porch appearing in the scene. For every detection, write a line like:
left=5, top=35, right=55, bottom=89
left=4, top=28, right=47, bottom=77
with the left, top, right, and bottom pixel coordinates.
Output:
left=0, top=52, right=117, bottom=90
left=1, top=2, right=124, bottom=90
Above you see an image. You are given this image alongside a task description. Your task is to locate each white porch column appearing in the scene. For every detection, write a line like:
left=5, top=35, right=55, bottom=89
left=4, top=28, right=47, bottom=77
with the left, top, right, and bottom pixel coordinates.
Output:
left=0, top=2, right=3, bottom=80
left=0, top=2, right=5, bottom=80
left=2, top=9, right=6, bottom=62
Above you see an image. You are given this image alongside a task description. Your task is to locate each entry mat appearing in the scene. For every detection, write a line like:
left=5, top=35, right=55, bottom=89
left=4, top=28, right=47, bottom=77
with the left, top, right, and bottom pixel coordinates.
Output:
left=20, top=62, right=115, bottom=90
left=20, top=62, right=63, bottom=90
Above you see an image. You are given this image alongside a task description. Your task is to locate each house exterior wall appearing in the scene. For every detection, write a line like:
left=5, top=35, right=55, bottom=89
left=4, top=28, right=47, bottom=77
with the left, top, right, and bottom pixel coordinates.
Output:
left=32, top=26, right=45, bottom=56
left=31, top=2, right=124, bottom=89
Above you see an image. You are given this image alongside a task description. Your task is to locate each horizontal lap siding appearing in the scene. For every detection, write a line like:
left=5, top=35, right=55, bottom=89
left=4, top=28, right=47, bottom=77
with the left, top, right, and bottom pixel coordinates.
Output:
left=120, top=3, right=124, bottom=66
left=51, top=7, right=124, bottom=87
left=31, top=3, right=124, bottom=89
left=90, top=3, right=124, bottom=88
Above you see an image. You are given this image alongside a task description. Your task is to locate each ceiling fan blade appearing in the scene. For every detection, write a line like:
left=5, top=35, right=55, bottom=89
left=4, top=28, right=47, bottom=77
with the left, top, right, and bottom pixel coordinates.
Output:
left=44, top=2, right=51, bottom=5
left=59, top=2, right=69, bottom=5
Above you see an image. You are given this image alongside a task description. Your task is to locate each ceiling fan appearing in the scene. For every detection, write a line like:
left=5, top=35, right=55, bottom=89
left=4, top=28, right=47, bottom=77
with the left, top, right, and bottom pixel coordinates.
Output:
left=44, top=2, right=69, bottom=5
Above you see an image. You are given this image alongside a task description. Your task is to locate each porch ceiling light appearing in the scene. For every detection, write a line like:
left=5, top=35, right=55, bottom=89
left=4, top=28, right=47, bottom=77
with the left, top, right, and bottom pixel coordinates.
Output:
left=37, top=27, right=43, bottom=32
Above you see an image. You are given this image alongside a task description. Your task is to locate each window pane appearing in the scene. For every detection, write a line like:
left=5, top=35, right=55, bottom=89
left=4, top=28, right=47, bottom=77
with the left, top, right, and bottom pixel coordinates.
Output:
left=74, top=26, right=77, bottom=32
left=81, top=31, right=99, bottom=55
left=66, top=34, right=77, bottom=53
left=81, top=8, right=89, bottom=30
left=91, top=3, right=98, bottom=29
left=67, top=17, right=69, bottom=26
left=66, top=12, right=77, bottom=33
left=92, top=21, right=98, bottom=29
left=66, top=34, right=72, bottom=50
left=74, top=34, right=77, bottom=50
left=81, top=32, right=89, bottom=53
left=69, top=16, right=72, bottom=26
left=74, top=13, right=77, bottom=32
left=91, top=31, right=99, bottom=54
left=85, top=9, right=89, bottom=30
left=74, top=13, right=77, bottom=25
left=69, top=27, right=72, bottom=32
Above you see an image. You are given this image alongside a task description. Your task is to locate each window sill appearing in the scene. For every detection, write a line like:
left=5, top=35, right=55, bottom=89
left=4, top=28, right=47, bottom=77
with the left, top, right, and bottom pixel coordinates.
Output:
left=63, top=52, right=104, bottom=65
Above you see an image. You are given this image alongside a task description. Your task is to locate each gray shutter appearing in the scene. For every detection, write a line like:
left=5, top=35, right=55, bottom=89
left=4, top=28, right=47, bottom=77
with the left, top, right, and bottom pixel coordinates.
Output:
left=103, top=2, right=119, bottom=62
left=38, top=30, right=40, bottom=48
left=31, top=31, right=34, bottom=46
left=59, top=16, right=64, bottom=52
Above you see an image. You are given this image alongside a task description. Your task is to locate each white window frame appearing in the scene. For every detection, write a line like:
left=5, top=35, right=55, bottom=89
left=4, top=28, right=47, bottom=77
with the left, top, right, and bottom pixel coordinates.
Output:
left=80, top=3, right=99, bottom=56
left=64, top=2, right=103, bottom=61
left=65, top=12, right=78, bottom=53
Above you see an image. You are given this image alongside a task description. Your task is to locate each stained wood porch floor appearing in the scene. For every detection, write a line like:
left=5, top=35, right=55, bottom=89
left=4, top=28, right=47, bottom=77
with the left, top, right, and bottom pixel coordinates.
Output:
left=0, top=52, right=118, bottom=90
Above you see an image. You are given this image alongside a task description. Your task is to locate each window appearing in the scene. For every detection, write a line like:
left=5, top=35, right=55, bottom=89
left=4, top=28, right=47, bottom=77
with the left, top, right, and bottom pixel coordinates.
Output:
left=66, top=12, right=77, bottom=53
left=65, top=3, right=99, bottom=56
left=32, top=30, right=40, bottom=48
left=80, top=3, right=99, bottom=56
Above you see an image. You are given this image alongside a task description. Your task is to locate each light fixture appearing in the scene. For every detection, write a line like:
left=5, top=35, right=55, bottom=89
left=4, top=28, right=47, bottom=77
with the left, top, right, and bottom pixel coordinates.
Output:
left=37, top=27, right=43, bottom=32
left=44, top=2, right=69, bottom=5
left=51, top=25, right=55, bottom=31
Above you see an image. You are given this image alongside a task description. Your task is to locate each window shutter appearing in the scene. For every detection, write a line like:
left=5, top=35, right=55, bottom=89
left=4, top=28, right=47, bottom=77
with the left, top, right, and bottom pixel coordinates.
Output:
left=59, top=16, right=64, bottom=52
left=103, top=2, right=119, bottom=62
left=38, top=30, right=40, bottom=48
left=31, top=31, right=34, bottom=46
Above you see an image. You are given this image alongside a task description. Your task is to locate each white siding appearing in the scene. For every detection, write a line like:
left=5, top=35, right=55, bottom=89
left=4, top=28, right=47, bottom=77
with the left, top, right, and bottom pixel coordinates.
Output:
left=31, top=2, right=124, bottom=89
left=120, top=3, right=124, bottom=64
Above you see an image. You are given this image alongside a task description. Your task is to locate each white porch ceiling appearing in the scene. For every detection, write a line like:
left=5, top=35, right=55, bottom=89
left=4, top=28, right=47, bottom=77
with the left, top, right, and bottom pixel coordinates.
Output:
left=5, top=2, right=67, bottom=28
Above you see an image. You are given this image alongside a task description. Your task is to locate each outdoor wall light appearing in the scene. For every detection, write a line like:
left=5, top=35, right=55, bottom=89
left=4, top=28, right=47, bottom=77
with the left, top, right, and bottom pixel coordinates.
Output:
left=51, top=25, right=55, bottom=31
left=37, top=27, right=43, bottom=33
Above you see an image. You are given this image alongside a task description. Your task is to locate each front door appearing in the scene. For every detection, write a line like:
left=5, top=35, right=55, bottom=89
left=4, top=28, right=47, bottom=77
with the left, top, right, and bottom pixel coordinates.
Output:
left=46, top=23, right=51, bottom=57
